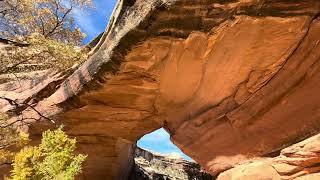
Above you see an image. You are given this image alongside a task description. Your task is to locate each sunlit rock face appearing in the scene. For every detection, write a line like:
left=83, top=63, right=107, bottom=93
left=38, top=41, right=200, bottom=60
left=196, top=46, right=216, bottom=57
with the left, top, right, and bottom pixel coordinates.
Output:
left=217, top=133, right=320, bottom=180
left=2, top=0, right=320, bottom=179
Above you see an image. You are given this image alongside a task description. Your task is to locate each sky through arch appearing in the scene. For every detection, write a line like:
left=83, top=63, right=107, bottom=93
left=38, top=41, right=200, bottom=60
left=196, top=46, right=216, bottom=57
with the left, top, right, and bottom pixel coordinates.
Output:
left=137, top=128, right=192, bottom=161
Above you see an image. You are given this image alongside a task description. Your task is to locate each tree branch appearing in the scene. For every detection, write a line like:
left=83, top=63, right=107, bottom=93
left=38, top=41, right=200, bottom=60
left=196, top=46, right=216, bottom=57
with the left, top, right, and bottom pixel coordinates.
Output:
left=0, top=97, right=55, bottom=129
left=39, top=18, right=46, bottom=35
left=45, top=5, right=73, bottom=38
left=0, top=60, right=27, bottom=74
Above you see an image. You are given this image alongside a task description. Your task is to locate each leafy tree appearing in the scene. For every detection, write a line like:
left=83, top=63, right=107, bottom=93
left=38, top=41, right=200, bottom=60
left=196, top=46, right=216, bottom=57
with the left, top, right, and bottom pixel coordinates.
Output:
left=0, top=0, right=89, bottom=178
left=0, top=0, right=93, bottom=74
left=0, top=112, right=29, bottom=175
left=0, top=112, right=29, bottom=150
left=0, top=0, right=95, bottom=74
left=9, top=126, right=87, bottom=180
left=0, top=33, right=88, bottom=74
left=0, top=0, right=93, bottom=45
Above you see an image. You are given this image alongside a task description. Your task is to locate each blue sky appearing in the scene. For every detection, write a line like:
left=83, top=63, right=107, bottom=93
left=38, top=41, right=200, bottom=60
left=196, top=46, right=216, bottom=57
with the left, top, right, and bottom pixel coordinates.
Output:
left=72, top=0, right=118, bottom=44
left=137, top=128, right=192, bottom=161
left=73, top=0, right=192, bottom=161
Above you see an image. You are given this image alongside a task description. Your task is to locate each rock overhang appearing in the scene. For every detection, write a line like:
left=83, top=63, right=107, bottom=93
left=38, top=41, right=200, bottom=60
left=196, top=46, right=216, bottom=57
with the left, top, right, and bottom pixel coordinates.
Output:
left=1, top=0, right=320, bottom=179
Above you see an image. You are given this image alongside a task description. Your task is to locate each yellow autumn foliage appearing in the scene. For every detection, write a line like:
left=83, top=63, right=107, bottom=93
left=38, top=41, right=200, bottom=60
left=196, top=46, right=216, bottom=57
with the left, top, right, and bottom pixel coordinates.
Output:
left=0, top=33, right=88, bottom=74
left=0, top=113, right=30, bottom=167
left=9, top=126, right=87, bottom=180
left=0, top=1, right=90, bottom=179
left=0, top=0, right=93, bottom=44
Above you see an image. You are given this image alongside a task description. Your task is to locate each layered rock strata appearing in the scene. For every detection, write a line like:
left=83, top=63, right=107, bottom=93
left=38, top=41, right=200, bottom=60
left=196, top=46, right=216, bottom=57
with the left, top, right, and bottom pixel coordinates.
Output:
left=1, top=0, right=320, bottom=179
left=217, top=133, right=320, bottom=180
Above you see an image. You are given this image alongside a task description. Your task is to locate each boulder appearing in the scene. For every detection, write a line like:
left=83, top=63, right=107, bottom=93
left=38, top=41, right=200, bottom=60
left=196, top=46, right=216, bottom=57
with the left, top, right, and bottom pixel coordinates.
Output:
left=217, top=133, right=320, bottom=180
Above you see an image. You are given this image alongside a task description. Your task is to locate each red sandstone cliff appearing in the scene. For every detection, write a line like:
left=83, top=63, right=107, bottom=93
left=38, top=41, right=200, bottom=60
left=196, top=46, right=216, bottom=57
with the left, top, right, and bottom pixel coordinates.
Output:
left=1, top=0, right=320, bottom=179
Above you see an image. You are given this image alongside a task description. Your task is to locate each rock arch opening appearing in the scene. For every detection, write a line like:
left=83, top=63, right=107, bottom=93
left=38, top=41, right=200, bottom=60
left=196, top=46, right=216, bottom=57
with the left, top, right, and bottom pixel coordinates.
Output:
left=2, top=0, right=320, bottom=179
left=137, top=128, right=192, bottom=161
left=131, top=128, right=214, bottom=179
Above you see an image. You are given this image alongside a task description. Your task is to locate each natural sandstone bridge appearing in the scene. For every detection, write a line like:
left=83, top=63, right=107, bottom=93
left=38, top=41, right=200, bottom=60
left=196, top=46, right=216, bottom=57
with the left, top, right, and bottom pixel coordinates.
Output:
left=2, top=0, right=320, bottom=179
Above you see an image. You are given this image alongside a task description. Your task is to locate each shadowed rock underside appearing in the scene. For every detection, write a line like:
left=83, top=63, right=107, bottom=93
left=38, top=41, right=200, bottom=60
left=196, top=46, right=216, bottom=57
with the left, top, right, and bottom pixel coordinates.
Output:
left=1, top=0, right=320, bottom=179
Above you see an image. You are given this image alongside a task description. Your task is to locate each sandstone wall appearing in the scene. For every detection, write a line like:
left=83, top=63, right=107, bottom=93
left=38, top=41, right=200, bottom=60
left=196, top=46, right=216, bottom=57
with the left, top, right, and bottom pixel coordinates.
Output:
left=1, top=0, right=320, bottom=179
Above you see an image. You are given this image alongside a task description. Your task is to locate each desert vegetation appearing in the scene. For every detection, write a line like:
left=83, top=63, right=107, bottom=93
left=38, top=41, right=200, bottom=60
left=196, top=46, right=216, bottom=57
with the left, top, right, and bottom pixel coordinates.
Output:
left=0, top=0, right=92, bottom=179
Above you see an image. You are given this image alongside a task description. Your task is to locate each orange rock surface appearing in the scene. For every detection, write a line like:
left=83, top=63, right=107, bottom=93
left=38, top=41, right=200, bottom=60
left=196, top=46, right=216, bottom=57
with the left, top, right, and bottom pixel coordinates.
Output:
left=217, top=134, right=320, bottom=180
left=1, top=0, right=320, bottom=179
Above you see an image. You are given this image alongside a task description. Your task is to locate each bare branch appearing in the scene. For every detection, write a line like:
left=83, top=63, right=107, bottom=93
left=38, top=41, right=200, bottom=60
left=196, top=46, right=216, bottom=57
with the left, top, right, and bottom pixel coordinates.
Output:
left=0, top=37, right=28, bottom=47
left=0, top=97, right=55, bottom=129
left=45, top=4, right=73, bottom=38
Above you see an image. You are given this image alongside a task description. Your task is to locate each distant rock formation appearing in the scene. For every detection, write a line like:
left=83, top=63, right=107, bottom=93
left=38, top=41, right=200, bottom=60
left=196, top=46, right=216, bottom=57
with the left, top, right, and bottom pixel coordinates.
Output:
left=1, top=0, right=320, bottom=179
left=130, top=147, right=212, bottom=180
